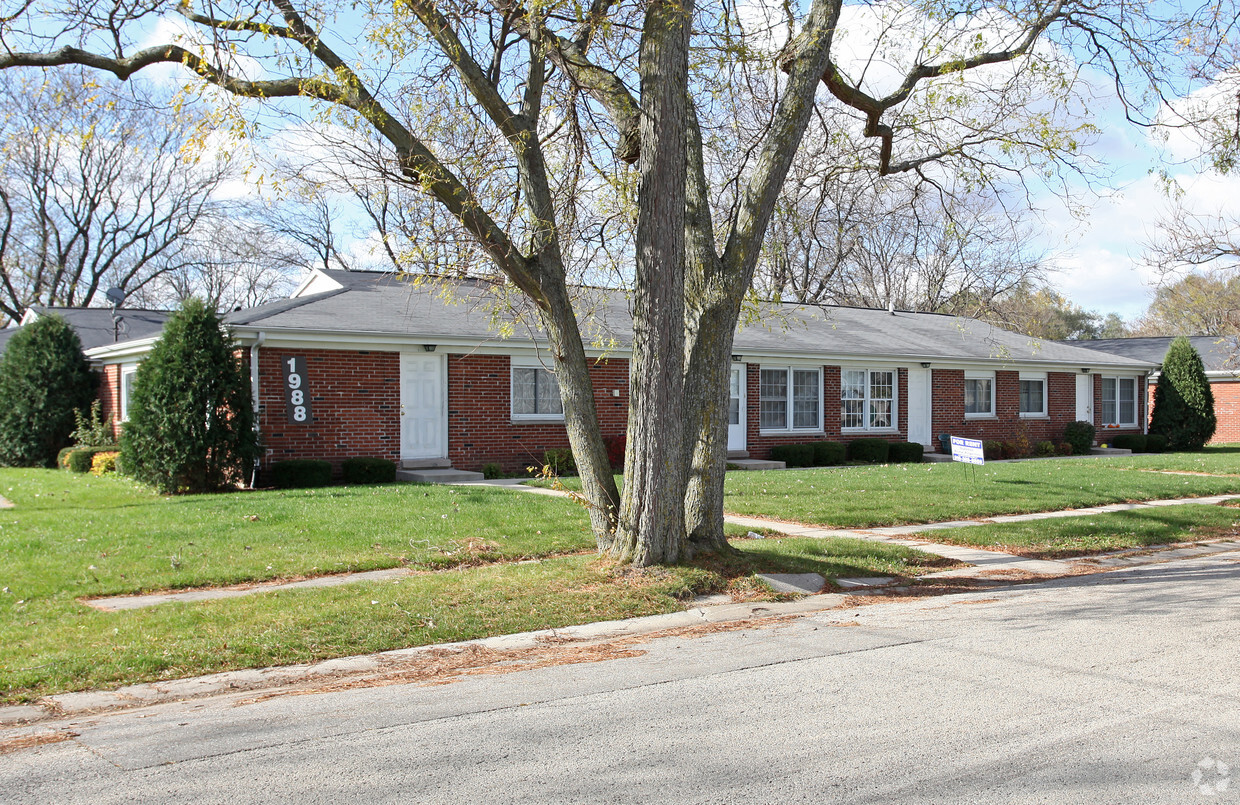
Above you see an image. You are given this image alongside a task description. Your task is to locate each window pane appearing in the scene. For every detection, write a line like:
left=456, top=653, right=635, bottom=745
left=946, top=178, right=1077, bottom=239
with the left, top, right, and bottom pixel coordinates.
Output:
left=870, top=371, right=893, bottom=402
left=965, top=379, right=992, bottom=414
left=792, top=370, right=820, bottom=429
left=1101, top=377, right=1117, bottom=424
left=729, top=398, right=740, bottom=425
left=841, top=399, right=864, bottom=429
left=1020, top=380, right=1044, bottom=414
left=869, top=399, right=891, bottom=429
left=1119, top=378, right=1135, bottom=424
left=729, top=369, right=741, bottom=425
left=760, top=369, right=788, bottom=430
left=842, top=369, right=866, bottom=400
left=512, top=368, right=536, bottom=415
left=536, top=369, right=562, bottom=415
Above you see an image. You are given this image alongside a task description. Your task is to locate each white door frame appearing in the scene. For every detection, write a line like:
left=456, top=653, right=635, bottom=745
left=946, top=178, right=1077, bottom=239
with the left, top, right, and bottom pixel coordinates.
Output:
left=907, top=367, right=932, bottom=447
left=1075, top=373, right=1093, bottom=424
left=728, top=363, right=746, bottom=453
left=399, top=351, right=448, bottom=461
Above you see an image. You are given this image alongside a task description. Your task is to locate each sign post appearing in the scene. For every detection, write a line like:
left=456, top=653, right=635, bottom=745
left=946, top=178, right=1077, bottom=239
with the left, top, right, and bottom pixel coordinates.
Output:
left=949, top=435, right=984, bottom=483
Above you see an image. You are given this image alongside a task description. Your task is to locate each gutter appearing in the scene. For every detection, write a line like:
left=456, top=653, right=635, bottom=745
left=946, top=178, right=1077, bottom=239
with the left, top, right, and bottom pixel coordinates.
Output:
left=250, top=331, right=266, bottom=489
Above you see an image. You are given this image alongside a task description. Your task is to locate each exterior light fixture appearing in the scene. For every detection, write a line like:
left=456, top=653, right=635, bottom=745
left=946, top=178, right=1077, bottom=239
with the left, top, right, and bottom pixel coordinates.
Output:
left=731, top=355, right=742, bottom=362
left=920, top=362, right=931, bottom=369
left=423, top=344, right=437, bottom=352
left=1081, top=367, right=1089, bottom=373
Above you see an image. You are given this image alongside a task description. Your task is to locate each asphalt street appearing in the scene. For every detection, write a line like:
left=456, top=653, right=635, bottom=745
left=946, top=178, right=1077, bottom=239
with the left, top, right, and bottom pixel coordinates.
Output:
left=3, top=552, right=1238, bottom=804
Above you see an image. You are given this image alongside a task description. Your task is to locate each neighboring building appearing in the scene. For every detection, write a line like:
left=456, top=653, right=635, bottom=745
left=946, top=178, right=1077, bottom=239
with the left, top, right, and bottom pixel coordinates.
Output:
left=78, top=269, right=1153, bottom=478
left=1064, top=336, right=1240, bottom=443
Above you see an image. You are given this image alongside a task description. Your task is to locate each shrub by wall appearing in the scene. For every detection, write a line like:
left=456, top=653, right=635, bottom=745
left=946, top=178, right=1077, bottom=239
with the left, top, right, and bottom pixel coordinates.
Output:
left=847, top=439, right=890, bottom=464
left=1063, top=421, right=1096, bottom=456
left=811, top=441, right=846, bottom=466
left=1150, top=336, right=1217, bottom=450
left=888, top=441, right=923, bottom=463
left=1111, top=433, right=1148, bottom=452
left=67, top=446, right=115, bottom=473
left=770, top=443, right=815, bottom=468
left=90, top=451, right=120, bottom=476
left=543, top=448, right=576, bottom=475
left=122, top=299, right=258, bottom=493
left=341, top=457, right=396, bottom=485
left=1145, top=434, right=1168, bottom=453
left=270, top=459, right=332, bottom=489
left=982, top=441, right=1003, bottom=461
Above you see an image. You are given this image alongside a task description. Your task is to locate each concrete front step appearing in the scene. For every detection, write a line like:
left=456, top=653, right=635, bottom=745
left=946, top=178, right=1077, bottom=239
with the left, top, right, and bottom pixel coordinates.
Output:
left=727, top=458, right=786, bottom=471
left=726, top=450, right=750, bottom=460
left=399, top=458, right=453, bottom=469
left=396, top=468, right=485, bottom=484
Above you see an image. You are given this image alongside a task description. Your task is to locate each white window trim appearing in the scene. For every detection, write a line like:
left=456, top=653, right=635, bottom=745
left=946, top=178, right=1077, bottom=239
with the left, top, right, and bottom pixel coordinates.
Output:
left=840, top=366, right=900, bottom=433
left=964, top=371, right=996, bottom=419
left=758, top=365, right=824, bottom=434
left=510, top=356, right=564, bottom=422
left=1018, top=371, right=1049, bottom=419
left=1100, top=375, right=1139, bottom=428
left=119, top=364, right=139, bottom=422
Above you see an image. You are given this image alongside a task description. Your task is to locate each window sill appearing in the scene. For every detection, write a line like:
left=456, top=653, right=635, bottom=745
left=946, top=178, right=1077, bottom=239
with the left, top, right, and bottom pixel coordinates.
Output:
left=964, top=413, right=996, bottom=419
left=759, top=429, right=825, bottom=437
left=1019, top=413, right=1049, bottom=420
left=510, top=416, right=565, bottom=424
left=841, top=427, right=899, bottom=434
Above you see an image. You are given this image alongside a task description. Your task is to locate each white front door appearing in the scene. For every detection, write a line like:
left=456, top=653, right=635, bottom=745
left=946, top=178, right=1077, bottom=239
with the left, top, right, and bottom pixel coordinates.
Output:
left=400, top=352, right=446, bottom=460
left=1076, top=374, right=1093, bottom=423
left=907, top=367, right=932, bottom=447
left=728, top=364, right=746, bottom=452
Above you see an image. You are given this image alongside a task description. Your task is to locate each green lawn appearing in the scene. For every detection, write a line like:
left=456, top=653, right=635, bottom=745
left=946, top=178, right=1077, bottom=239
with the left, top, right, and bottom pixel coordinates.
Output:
left=1093, top=444, right=1240, bottom=475
left=721, top=452, right=1240, bottom=528
left=0, top=469, right=947, bottom=702
left=922, top=503, right=1240, bottom=559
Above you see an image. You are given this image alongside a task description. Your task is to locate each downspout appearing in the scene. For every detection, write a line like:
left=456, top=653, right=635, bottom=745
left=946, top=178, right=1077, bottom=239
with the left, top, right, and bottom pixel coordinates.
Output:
left=249, top=332, right=266, bottom=489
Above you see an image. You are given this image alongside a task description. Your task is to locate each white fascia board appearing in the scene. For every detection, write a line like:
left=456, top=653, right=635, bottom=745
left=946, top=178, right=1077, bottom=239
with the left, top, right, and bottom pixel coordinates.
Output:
left=730, top=348, right=1154, bottom=374
left=85, top=336, right=162, bottom=362
left=227, top=326, right=634, bottom=361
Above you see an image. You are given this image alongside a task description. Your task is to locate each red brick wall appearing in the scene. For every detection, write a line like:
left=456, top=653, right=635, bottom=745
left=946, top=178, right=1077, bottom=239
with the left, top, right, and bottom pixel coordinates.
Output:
left=931, top=370, right=1092, bottom=446
left=257, top=348, right=400, bottom=477
left=447, top=354, right=628, bottom=473
left=97, top=364, right=122, bottom=439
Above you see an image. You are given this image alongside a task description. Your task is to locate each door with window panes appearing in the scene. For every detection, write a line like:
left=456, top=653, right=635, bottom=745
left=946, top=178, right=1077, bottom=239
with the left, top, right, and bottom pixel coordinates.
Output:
left=728, top=364, right=746, bottom=452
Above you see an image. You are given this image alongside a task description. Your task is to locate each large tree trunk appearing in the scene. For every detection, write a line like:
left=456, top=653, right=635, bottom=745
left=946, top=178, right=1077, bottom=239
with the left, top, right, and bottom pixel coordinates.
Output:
left=610, top=0, right=694, bottom=565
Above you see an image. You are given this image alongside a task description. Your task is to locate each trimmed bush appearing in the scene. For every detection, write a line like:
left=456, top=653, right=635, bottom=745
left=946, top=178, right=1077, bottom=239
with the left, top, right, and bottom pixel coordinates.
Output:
left=0, top=314, right=97, bottom=467
left=811, top=441, right=846, bottom=466
left=121, top=299, right=259, bottom=493
left=1064, top=420, right=1096, bottom=456
left=57, top=446, right=77, bottom=469
left=1150, top=336, right=1217, bottom=450
left=1035, top=440, right=1057, bottom=457
left=341, top=457, right=396, bottom=485
left=482, top=462, right=503, bottom=480
left=1055, top=442, right=1074, bottom=456
left=847, top=438, right=890, bottom=464
left=888, top=441, right=923, bottom=463
left=1145, top=434, right=1168, bottom=453
left=90, top=451, right=120, bottom=476
left=1111, top=433, right=1148, bottom=452
left=66, top=446, right=116, bottom=473
left=1000, top=441, right=1019, bottom=460
left=543, top=448, right=576, bottom=475
left=770, top=443, right=815, bottom=468
left=270, top=459, right=332, bottom=489
left=983, top=441, right=1003, bottom=461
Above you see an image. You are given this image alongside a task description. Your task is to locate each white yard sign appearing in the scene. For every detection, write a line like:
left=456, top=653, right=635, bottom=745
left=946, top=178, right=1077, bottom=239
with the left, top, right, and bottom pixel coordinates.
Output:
left=949, top=436, right=985, bottom=465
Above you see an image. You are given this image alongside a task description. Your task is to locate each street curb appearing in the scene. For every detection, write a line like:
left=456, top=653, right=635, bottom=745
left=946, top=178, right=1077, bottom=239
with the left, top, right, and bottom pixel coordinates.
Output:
left=0, top=592, right=848, bottom=727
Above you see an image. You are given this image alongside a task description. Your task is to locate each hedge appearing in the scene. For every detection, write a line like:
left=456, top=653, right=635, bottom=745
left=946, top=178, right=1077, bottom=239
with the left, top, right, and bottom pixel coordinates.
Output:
left=1111, top=433, right=1148, bottom=453
left=67, top=446, right=117, bottom=473
left=270, top=459, right=333, bottom=489
left=1145, top=434, right=1168, bottom=453
left=847, top=438, right=890, bottom=463
left=341, top=457, right=397, bottom=485
left=770, top=443, right=815, bottom=468
left=811, top=441, right=846, bottom=466
left=888, top=441, right=923, bottom=463
left=1063, top=421, right=1096, bottom=456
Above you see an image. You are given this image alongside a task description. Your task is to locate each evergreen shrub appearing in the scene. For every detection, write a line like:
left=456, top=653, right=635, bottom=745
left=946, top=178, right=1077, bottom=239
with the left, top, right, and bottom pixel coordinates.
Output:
left=1149, top=336, right=1217, bottom=450
left=270, top=459, right=332, bottom=488
left=847, top=438, right=890, bottom=463
left=341, top=457, right=396, bottom=485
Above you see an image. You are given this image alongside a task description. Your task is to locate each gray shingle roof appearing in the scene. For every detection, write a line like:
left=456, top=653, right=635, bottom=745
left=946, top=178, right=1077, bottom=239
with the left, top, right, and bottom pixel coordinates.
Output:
left=1062, top=336, right=1240, bottom=374
left=219, top=270, right=1151, bottom=369
left=1, top=307, right=171, bottom=355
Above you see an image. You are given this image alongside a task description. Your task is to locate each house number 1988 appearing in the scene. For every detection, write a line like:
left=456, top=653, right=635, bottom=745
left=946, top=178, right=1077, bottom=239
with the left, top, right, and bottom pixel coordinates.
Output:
left=281, top=356, right=312, bottom=424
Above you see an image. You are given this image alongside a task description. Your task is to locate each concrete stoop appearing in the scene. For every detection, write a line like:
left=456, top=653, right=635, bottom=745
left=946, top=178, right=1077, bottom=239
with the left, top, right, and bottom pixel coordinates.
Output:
left=396, top=468, right=485, bottom=484
left=728, top=458, right=787, bottom=471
